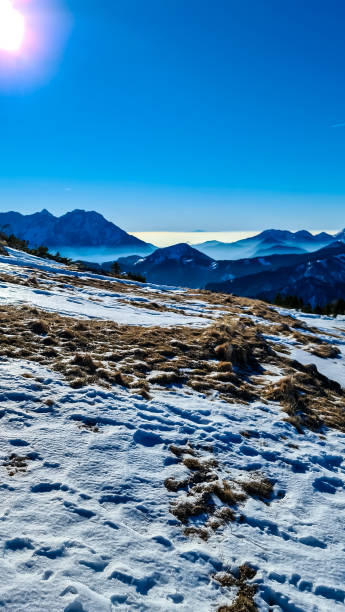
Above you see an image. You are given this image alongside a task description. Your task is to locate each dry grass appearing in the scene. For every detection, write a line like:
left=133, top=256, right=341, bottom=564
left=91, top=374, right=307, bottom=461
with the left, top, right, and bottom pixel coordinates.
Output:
left=78, top=421, right=100, bottom=433
left=212, top=481, right=246, bottom=506
left=215, top=564, right=258, bottom=612
left=182, top=456, right=204, bottom=470
left=0, top=283, right=344, bottom=431
left=30, top=319, right=49, bottom=335
left=164, top=477, right=189, bottom=492
left=309, top=343, right=341, bottom=359
left=183, top=526, right=209, bottom=541
left=241, top=476, right=274, bottom=501
left=3, top=453, right=33, bottom=476
left=166, top=444, right=238, bottom=528
left=166, top=444, right=273, bottom=539
left=148, top=371, right=186, bottom=386
left=73, top=352, right=98, bottom=372
left=171, top=494, right=213, bottom=524
left=170, top=444, right=196, bottom=457
left=265, top=366, right=345, bottom=432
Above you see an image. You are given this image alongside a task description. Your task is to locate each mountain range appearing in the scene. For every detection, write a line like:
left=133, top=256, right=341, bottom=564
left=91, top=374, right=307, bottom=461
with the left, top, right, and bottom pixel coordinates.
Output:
left=195, top=229, right=340, bottom=260
left=1, top=208, right=344, bottom=262
left=0, top=209, right=154, bottom=256
left=1, top=208, right=345, bottom=305
left=207, top=242, right=345, bottom=307
left=118, top=241, right=345, bottom=306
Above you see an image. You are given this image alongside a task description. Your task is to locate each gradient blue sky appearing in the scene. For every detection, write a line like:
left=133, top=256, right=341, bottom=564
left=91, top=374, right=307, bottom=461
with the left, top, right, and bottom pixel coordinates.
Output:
left=1, top=0, right=345, bottom=231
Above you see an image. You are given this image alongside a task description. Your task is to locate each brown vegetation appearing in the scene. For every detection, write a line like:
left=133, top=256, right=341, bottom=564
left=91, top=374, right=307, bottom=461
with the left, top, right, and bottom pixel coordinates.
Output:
left=241, top=476, right=274, bottom=501
left=215, top=564, right=258, bottom=612
left=165, top=444, right=274, bottom=540
left=0, top=275, right=344, bottom=431
left=3, top=453, right=33, bottom=476
left=309, top=343, right=341, bottom=359
left=265, top=364, right=345, bottom=432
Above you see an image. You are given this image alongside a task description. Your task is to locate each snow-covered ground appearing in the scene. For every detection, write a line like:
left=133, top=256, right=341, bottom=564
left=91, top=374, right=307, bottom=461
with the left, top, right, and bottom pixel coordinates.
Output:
left=273, top=308, right=345, bottom=387
left=1, top=359, right=345, bottom=611
left=0, top=249, right=214, bottom=328
left=0, top=247, right=345, bottom=611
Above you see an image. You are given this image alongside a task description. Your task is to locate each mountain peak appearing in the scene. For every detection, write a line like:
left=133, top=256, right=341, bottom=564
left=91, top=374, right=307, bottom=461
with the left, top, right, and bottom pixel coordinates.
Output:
left=260, top=229, right=289, bottom=236
left=145, top=242, right=213, bottom=266
left=162, top=242, right=201, bottom=255
left=294, top=230, right=313, bottom=238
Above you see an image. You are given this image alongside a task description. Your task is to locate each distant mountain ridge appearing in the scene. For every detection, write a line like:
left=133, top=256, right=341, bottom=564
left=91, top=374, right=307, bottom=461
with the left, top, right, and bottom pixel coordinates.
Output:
left=0, top=209, right=154, bottom=255
left=195, top=228, right=340, bottom=260
left=118, top=241, right=345, bottom=306
left=207, top=242, right=345, bottom=307
left=1, top=209, right=343, bottom=263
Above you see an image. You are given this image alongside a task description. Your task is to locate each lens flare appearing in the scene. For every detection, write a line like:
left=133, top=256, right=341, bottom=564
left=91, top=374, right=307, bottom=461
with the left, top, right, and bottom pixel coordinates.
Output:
left=0, top=0, right=25, bottom=52
left=0, top=0, right=72, bottom=91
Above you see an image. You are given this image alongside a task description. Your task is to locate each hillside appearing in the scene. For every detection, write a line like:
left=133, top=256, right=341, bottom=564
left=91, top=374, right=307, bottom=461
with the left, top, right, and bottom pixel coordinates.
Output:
left=0, top=245, right=344, bottom=610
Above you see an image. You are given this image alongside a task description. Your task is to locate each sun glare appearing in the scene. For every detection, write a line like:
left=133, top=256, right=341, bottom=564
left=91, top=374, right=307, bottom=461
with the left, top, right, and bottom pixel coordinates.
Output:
left=0, top=0, right=25, bottom=53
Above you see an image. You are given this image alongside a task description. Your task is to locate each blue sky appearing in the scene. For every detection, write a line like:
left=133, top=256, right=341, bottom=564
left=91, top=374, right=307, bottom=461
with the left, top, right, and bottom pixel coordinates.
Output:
left=0, top=0, right=345, bottom=231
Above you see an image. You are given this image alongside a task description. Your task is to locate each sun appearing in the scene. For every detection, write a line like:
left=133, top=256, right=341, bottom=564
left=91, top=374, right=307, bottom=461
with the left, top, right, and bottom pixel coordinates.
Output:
left=0, top=0, right=25, bottom=53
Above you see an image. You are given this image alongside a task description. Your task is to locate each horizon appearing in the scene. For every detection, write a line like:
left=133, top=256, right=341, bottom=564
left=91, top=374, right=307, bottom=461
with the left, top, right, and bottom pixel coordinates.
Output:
left=0, top=206, right=341, bottom=246
left=1, top=1, right=345, bottom=228
left=130, top=228, right=341, bottom=248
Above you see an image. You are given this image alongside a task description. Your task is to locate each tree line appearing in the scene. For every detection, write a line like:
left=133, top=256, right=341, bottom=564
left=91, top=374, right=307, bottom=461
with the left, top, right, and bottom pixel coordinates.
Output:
left=274, top=293, right=345, bottom=316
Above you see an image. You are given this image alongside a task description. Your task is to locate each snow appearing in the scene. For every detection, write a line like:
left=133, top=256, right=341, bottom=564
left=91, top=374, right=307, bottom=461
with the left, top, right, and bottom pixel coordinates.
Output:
left=0, top=248, right=213, bottom=328
left=272, top=308, right=345, bottom=387
left=0, top=359, right=345, bottom=611
left=0, top=248, right=172, bottom=290
left=1, top=249, right=345, bottom=610
left=0, top=281, right=212, bottom=328
left=289, top=345, right=345, bottom=387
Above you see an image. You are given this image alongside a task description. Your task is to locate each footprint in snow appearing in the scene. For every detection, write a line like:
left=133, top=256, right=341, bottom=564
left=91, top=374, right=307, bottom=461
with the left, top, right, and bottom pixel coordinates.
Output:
left=313, top=475, right=344, bottom=494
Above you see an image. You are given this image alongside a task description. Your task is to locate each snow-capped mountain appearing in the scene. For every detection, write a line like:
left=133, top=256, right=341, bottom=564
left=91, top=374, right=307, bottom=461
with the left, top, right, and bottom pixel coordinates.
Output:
left=195, top=228, right=337, bottom=260
left=0, top=209, right=154, bottom=255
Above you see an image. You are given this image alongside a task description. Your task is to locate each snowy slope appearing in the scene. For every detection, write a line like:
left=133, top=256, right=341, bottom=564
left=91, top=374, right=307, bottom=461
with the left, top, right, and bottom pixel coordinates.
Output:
left=0, top=247, right=345, bottom=611
left=264, top=310, right=345, bottom=387
left=0, top=248, right=215, bottom=327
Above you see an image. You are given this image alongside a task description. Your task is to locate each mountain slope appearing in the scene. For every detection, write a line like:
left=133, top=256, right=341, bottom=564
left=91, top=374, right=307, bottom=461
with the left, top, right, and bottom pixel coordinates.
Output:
left=195, top=228, right=337, bottom=260
left=0, top=245, right=344, bottom=610
left=0, top=209, right=153, bottom=254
